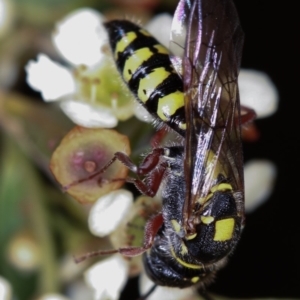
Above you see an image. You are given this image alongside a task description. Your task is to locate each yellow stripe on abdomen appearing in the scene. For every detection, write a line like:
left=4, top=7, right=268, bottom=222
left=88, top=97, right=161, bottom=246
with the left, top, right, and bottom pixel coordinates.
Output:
left=123, top=47, right=153, bottom=82
left=138, top=67, right=172, bottom=103
left=114, top=31, right=137, bottom=59
left=105, top=20, right=186, bottom=136
left=157, top=90, right=184, bottom=122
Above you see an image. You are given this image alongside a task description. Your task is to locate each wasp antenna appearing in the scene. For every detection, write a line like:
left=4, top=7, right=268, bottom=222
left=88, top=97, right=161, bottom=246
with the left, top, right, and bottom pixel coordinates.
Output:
left=62, top=155, right=119, bottom=191
left=62, top=170, right=103, bottom=192
left=137, top=284, right=157, bottom=300
left=74, top=249, right=119, bottom=263
left=199, top=290, right=215, bottom=300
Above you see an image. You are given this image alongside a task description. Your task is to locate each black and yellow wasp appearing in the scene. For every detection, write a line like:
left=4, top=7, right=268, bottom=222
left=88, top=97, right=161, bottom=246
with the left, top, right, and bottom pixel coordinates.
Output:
left=78, top=0, right=255, bottom=294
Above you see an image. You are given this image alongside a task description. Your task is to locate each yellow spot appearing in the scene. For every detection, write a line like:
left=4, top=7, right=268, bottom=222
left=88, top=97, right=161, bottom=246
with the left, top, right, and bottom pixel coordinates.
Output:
left=115, top=31, right=137, bottom=58
left=201, top=216, right=214, bottom=224
left=157, top=91, right=184, bottom=121
left=123, top=47, right=153, bottom=82
left=214, top=218, right=235, bottom=241
left=185, top=233, right=197, bottom=240
left=179, top=123, right=186, bottom=130
left=198, top=192, right=213, bottom=205
left=205, top=150, right=227, bottom=183
left=138, top=67, right=171, bottom=103
left=211, top=183, right=233, bottom=193
left=180, top=243, right=188, bottom=255
left=171, top=219, right=181, bottom=233
left=191, top=276, right=200, bottom=283
left=139, top=29, right=151, bottom=36
left=153, top=44, right=169, bottom=55
left=170, top=247, right=202, bottom=270
left=198, top=183, right=232, bottom=205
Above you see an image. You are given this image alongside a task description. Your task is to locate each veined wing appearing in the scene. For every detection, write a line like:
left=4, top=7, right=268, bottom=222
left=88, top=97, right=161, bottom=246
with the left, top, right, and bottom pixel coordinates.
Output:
left=170, top=0, right=245, bottom=230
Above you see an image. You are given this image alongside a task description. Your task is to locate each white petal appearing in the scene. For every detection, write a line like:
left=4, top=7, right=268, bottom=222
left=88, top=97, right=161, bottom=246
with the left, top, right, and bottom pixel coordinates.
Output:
left=239, top=69, right=279, bottom=118
left=36, top=294, right=70, bottom=300
left=139, top=272, right=197, bottom=300
left=146, top=14, right=173, bottom=48
left=89, top=189, right=133, bottom=237
left=0, top=276, right=12, bottom=300
left=60, top=100, right=118, bottom=128
left=244, top=160, right=277, bottom=213
left=53, top=9, right=107, bottom=67
left=66, top=280, right=94, bottom=300
left=25, top=54, right=75, bottom=101
left=85, top=255, right=128, bottom=300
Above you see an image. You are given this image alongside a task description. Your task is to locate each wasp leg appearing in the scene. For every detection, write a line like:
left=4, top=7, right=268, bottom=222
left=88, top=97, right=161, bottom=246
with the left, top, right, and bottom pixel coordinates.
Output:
left=239, top=106, right=259, bottom=141
left=240, top=105, right=256, bottom=124
left=66, top=148, right=167, bottom=196
left=99, top=170, right=166, bottom=197
left=74, top=213, right=163, bottom=263
left=126, top=163, right=167, bottom=197
left=118, top=213, right=163, bottom=256
left=114, top=149, right=167, bottom=197
left=199, top=290, right=215, bottom=300
left=115, top=148, right=164, bottom=176
left=137, top=284, right=157, bottom=300
left=150, top=126, right=168, bottom=148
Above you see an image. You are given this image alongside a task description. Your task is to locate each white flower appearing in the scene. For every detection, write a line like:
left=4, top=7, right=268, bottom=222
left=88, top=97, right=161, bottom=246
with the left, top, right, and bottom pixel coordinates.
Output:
left=60, top=100, right=118, bottom=128
left=26, top=54, right=75, bottom=101
left=52, top=9, right=107, bottom=67
left=0, top=276, right=12, bottom=300
left=25, top=8, right=134, bottom=128
left=239, top=69, right=279, bottom=118
left=82, top=190, right=134, bottom=300
left=65, top=279, right=95, bottom=300
left=146, top=14, right=173, bottom=48
left=88, top=189, right=134, bottom=237
left=244, top=160, right=277, bottom=213
left=84, top=254, right=129, bottom=300
left=140, top=272, right=199, bottom=300
left=37, top=294, right=70, bottom=300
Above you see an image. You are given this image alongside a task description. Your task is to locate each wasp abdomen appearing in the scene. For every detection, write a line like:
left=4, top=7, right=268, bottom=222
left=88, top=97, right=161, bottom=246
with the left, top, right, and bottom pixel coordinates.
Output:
left=104, top=20, right=186, bottom=134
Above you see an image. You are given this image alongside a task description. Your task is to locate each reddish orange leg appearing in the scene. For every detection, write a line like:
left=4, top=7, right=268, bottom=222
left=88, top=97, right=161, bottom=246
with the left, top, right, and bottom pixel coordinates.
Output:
left=150, top=127, right=168, bottom=148
left=65, top=148, right=168, bottom=197
left=239, top=105, right=259, bottom=142
left=240, top=105, right=257, bottom=125
left=114, top=148, right=167, bottom=197
left=74, top=213, right=163, bottom=263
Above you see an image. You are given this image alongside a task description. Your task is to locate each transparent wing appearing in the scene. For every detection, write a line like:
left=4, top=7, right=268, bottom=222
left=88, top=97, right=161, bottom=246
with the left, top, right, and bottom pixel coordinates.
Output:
left=171, top=0, right=245, bottom=228
left=169, top=0, right=188, bottom=76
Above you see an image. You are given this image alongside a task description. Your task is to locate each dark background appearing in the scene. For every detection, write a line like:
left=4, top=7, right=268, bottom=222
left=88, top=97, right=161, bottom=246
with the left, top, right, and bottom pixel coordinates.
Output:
left=210, top=0, right=299, bottom=298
